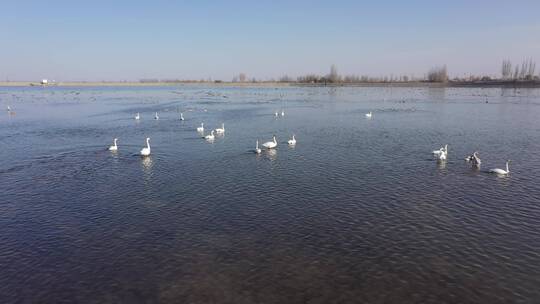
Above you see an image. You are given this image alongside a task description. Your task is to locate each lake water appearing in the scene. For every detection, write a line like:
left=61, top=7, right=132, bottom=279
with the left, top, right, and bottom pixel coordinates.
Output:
left=1, top=85, right=540, bottom=303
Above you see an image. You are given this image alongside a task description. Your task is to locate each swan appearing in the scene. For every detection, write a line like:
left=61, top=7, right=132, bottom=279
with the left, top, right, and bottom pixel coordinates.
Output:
left=204, top=130, right=215, bottom=140
left=263, top=135, right=277, bottom=149
left=140, top=138, right=151, bottom=156
left=215, top=123, right=225, bottom=134
left=366, top=111, right=372, bottom=118
left=433, top=144, right=448, bottom=156
left=197, top=123, right=204, bottom=132
left=472, top=152, right=481, bottom=166
left=489, top=160, right=510, bottom=175
left=7, top=105, right=11, bottom=112
left=108, top=138, right=118, bottom=151
left=437, top=150, right=447, bottom=160
left=274, top=111, right=279, bottom=117
left=154, top=112, right=159, bottom=120
left=180, top=112, right=185, bottom=121
left=287, top=134, right=296, bottom=145
left=281, top=110, right=285, bottom=116
left=255, top=140, right=262, bottom=154
left=465, top=152, right=481, bottom=166
left=135, top=112, right=140, bottom=120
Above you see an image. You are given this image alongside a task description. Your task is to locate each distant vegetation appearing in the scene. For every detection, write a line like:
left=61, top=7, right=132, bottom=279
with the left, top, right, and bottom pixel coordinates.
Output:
left=135, top=59, right=540, bottom=86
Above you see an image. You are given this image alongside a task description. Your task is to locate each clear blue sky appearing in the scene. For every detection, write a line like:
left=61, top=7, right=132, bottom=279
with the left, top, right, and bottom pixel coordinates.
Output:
left=1, top=0, right=539, bottom=81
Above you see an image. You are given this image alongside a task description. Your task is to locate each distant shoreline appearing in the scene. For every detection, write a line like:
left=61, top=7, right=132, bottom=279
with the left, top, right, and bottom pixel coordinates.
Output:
left=1, top=80, right=540, bottom=88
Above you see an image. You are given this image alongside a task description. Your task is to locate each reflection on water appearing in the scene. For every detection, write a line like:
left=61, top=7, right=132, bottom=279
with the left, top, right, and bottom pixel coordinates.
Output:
left=141, top=156, right=153, bottom=180
left=437, top=159, right=447, bottom=170
left=265, top=148, right=277, bottom=161
left=1, top=85, right=540, bottom=303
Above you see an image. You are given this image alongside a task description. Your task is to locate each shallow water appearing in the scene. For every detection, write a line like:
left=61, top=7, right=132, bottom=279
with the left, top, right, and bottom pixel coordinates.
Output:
left=1, top=85, right=540, bottom=303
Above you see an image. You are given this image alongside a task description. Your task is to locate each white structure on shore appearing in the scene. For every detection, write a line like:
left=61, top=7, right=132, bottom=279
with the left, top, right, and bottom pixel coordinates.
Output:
left=41, top=79, right=48, bottom=85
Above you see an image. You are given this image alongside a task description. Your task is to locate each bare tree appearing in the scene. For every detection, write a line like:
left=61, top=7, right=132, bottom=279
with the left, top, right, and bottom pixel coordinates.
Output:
left=328, top=64, right=340, bottom=83
left=501, top=59, right=512, bottom=79
left=427, top=65, right=448, bottom=82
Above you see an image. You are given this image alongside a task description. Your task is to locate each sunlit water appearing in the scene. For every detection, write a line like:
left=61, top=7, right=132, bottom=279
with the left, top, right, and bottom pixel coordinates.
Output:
left=1, top=85, right=540, bottom=303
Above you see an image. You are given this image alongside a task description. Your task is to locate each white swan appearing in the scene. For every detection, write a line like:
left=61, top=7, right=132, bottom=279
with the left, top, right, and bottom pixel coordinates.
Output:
left=255, top=140, right=262, bottom=154
left=135, top=113, right=140, bottom=120
left=197, top=123, right=204, bottom=132
left=204, top=130, right=215, bottom=140
left=281, top=110, right=285, bottom=116
left=263, top=135, right=277, bottom=149
left=7, top=105, right=11, bottom=112
left=366, top=111, right=372, bottom=118
left=288, top=134, right=296, bottom=145
left=154, top=112, right=159, bottom=120
left=433, top=144, right=448, bottom=156
left=108, top=138, right=118, bottom=151
left=490, top=160, right=510, bottom=175
left=274, top=111, right=279, bottom=117
left=437, top=150, right=447, bottom=161
left=180, top=112, right=185, bottom=121
left=140, top=138, right=151, bottom=156
left=215, top=123, right=225, bottom=134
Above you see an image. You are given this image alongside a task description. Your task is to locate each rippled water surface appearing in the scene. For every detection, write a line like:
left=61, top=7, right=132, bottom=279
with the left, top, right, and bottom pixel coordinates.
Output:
left=1, top=85, right=540, bottom=303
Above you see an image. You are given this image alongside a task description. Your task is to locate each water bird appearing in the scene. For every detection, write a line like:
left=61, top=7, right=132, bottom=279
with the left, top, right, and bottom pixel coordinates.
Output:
left=140, top=138, right=151, bottom=156
left=287, top=134, right=296, bottom=145
left=255, top=140, right=262, bottom=154
left=204, top=130, right=215, bottom=141
left=154, top=112, right=159, bottom=120
left=433, top=145, right=448, bottom=156
left=274, top=111, right=279, bottom=117
left=108, top=138, right=118, bottom=151
left=135, top=113, right=140, bottom=120
left=215, top=123, right=225, bottom=134
left=197, top=123, right=204, bottom=132
left=366, top=111, right=372, bottom=118
left=281, top=110, right=285, bottom=117
left=263, top=135, right=277, bottom=149
left=7, top=105, right=11, bottom=112
left=437, top=150, right=447, bottom=161
left=180, top=112, right=185, bottom=121
left=489, top=160, right=510, bottom=175
left=465, top=152, right=481, bottom=166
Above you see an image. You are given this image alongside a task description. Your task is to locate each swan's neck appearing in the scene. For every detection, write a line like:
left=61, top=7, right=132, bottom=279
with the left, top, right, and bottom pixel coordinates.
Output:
left=146, top=139, right=150, bottom=148
left=256, top=140, right=259, bottom=148
left=506, top=162, right=509, bottom=172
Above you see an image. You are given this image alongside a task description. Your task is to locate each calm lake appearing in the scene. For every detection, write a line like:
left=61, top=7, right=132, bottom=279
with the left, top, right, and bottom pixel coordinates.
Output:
left=1, top=85, right=539, bottom=303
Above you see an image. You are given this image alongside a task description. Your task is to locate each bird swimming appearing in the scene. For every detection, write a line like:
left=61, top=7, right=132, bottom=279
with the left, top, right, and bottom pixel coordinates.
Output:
left=489, top=160, right=510, bottom=175
left=262, top=135, right=277, bottom=149
left=140, top=138, right=151, bottom=156
left=433, top=144, right=448, bottom=156
left=204, top=130, right=215, bottom=141
left=287, top=134, right=296, bottom=145
left=254, top=140, right=261, bottom=154
left=215, top=123, right=225, bottom=134
left=108, top=138, right=118, bottom=151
